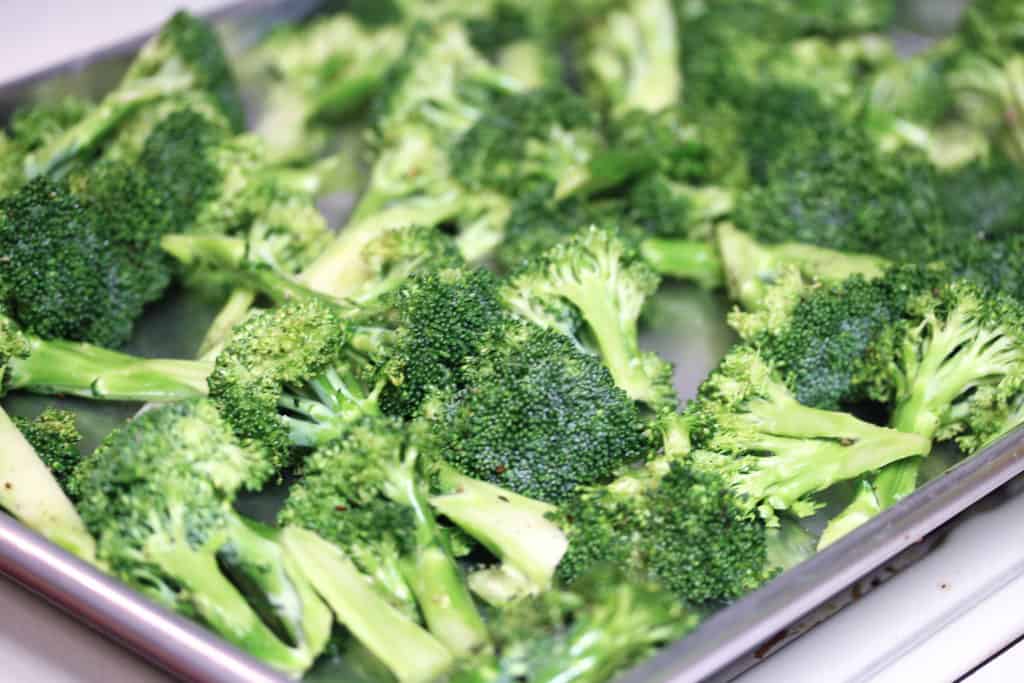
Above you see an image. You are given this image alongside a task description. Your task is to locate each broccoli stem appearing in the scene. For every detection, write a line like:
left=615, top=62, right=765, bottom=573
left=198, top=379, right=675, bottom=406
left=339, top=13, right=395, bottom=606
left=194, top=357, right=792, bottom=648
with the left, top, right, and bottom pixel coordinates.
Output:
left=282, top=526, right=455, bottom=683
left=430, top=464, right=567, bottom=591
left=817, top=480, right=881, bottom=549
left=0, top=407, right=96, bottom=562
left=300, top=199, right=462, bottom=298
left=24, top=73, right=193, bottom=179
left=199, top=289, right=257, bottom=358
left=640, top=238, right=724, bottom=289
left=147, top=530, right=316, bottom=677
left=218, top=517, right=332, bottom=660
left=8, top=338, right=212, bottom=401
left=394, top=457, right=489, bottom=657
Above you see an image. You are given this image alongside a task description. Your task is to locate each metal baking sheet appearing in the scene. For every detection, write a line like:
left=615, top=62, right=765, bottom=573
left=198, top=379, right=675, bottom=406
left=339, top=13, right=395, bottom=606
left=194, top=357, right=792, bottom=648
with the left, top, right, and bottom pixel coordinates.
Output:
left=2, top=2, right=1023, bottom=682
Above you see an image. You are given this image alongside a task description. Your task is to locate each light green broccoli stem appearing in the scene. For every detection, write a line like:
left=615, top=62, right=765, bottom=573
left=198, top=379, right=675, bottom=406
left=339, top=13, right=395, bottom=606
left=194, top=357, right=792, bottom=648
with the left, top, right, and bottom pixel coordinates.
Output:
left=219, top=517, right=331, bottom=661
left=282, top=526, right=455, bottom=683
left=640, top=238, right=723, bottom=289
left=818, top=480, right=882, bottom=550
left=300, top=199, right=462, bottom=298
left=278, top=368, right=384, bottom=448
left=429, top=464, right=568, bottom=594
left=394, top=456, right=489, bottom=657
left=0, top=407, right=96, bottom=562
left=147, top=527, right=317, bottom=677
left=8, top=338, right=211, bottom=402
left=199, top=289, right=257, bottom=358
left=23, top=73, right=192, bottom=179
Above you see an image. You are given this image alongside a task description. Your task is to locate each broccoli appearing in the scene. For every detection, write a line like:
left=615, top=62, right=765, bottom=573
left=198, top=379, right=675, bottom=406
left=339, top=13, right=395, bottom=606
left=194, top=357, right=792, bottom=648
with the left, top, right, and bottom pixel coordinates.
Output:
left=20, top=12, right=242, bottom=180
left=280, top=416, right=489, bottom=656
left=0, top=159, right=173, bottom=347
left=282, top=526, right=455, bottom=683
left=422, top=320, right=650, bottom=504
left=450, top=567, right=699, bottom=683
left=0, top=402, right=95, bottom=560
left=12, top=408, right=81, bottom=495
left=73, top=400, right=330, bottom=675
left=502, top=226, right=676, bottom=409
left=0, top=96, right=94, bottom=193
left=0, top=311, right=210, bottom=401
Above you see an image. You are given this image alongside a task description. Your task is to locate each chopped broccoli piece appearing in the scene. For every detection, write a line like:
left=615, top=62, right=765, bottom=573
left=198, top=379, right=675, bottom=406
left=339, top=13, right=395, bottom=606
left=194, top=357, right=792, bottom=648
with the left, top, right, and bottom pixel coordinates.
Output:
left=74, top=400, right=331, bottom=675
left=281, top=416, right=489, bottom=655
left=503, top=226, right=676, bottom=409
left=12, top=408, right=81, bottom=495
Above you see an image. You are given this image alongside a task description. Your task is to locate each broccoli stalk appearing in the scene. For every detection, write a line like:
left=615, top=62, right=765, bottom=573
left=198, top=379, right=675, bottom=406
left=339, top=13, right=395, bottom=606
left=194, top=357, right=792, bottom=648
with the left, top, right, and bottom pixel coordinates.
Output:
left=73, top=400, right=330, bottom=676
left=280, top=417, right=490, bottom=657
left=716, top=223, right=889, bottom=311
left=503, top=226, right=676, bottom=409
left=638, top=238, right=723, bottom=290
left=282, top=526, right=454, bottom=683
left=0, top=407, right=96, bottom=561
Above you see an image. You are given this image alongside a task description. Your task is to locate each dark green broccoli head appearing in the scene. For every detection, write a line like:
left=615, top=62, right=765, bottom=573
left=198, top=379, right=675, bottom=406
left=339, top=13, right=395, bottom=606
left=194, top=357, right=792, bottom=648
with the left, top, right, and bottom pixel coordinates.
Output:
left=0, top=96, right=94, bottom=192
left=960, top=0, right=1024, bottom=58
left=450, top=86, right=604, bottom=197
left=103, top=91, right=232, bottom=163
left=0, top=161, right=173, bottom=347
left=423, top=321, right=650, bottom=503
left=125, top=11, right=245, bottom=131
left=13, top=408, right=81, bottom=496
left=208, top=299, right=357, bottom=467
left=938, top=154, right=1024, bottom=242
left=377, top=265, right=510, bottom=417
left=732, top=266, right=940, bottom=409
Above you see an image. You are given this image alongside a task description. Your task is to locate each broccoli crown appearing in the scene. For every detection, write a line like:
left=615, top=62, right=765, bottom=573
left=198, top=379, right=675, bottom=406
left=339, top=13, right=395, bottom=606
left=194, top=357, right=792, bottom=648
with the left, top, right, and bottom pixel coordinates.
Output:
left=74, top=400, right=270, bottom=587
left=138, top=109, right=265, bottom=237
left=280, top=416, right=420, bottom=616
left=733, top=266, right=940, bottom=409
left=938, top=154, right=1024, bottom=242
left=733, top=127, right=946, bottom=255
left=125, top=11, right=245, bottom=131
left=0, top=161, right=172, bottom=347
left=450, top=86, right=603, bottom=197
left=378, top=265, right=510, bottom=417
left=208, top=299, right=357, bottom=467
left=502, top=225, right=675, bottom=409
left=864, top=278, right=1024, bottom=450
left=459, top=566, right=698, bottom=683
left=13, top=408, right=81, bottom=496
left=103, top=91, right=232, bottom=163
left=424, top=321, right=650, bottom=504
left=464, top=1, right=535, bottom=57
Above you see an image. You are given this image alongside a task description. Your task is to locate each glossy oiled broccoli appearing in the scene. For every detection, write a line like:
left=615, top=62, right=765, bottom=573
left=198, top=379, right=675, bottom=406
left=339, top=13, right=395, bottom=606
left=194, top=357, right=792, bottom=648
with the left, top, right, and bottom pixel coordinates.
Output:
left=74, top=400, right=331, bottom=675
left=452, top=567, right=699, bottom=683
left=281, top=416, right=489, bottom=656
left=502, top=226, right=676, bottom=409
left=208, top=299, right=384, bottom=469
left=13, top=408, right=81, bottom=495
left=422, top=321, right=650, bottom=504
left=0, top=158, right=173, bottom=347
left=21, top=12, right=242, bottom=180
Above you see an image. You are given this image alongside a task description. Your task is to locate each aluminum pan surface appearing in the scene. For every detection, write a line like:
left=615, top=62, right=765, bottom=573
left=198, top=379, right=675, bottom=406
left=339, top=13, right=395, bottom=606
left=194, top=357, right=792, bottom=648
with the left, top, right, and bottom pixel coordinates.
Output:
left=2, top=1, right=1023, bottom=682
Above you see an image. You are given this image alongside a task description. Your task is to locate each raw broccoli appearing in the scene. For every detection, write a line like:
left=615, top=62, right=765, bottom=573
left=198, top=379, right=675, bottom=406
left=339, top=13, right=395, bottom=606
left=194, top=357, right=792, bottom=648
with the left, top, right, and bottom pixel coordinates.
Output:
left=450, top=567, right=699, bottom=683
left=281, top=526, right=455, bottom=683
left=422, top=320, right=650, bottom=504
left=0, top=159, right=173, bottom=347
left=280, top=416, right=489, bottom=656
left=21, top=12, right=242, bottom=180
left=0, top=310, right=210, bottom=401
left=502, top=226, right=676, bottom=409
left=0, top=401, right=95, bottom=560
left=73, top=399, right=330, bottom=676
left=0, top=96, right=94, bottom=193
left=12, top=408, right=81, bottom=495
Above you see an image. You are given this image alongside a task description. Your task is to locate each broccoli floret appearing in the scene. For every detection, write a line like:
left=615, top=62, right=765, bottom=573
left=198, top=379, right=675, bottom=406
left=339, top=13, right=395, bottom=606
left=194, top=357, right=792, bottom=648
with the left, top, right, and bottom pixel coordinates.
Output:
left=102, top=90, right=233, bottom=163
left=74, top=400, right=331, bottom=675
left=281, top=416, right=489, bottom=656
left=281, top=526, right=455, bottom=683
left=21, top=12, right=241, bottom=179
left=452, top=567, right=699, bottom=683
left=423, top=321, right=650, bottom=504
left=503, top=226, right=676, bottom=409
left=208, top=299, right=383, bottom=469
left=12, top=408, right=81, bottom=495
left=0, top=96, right=94, bottom=193
left=0, top=158, right=173, bottom=347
